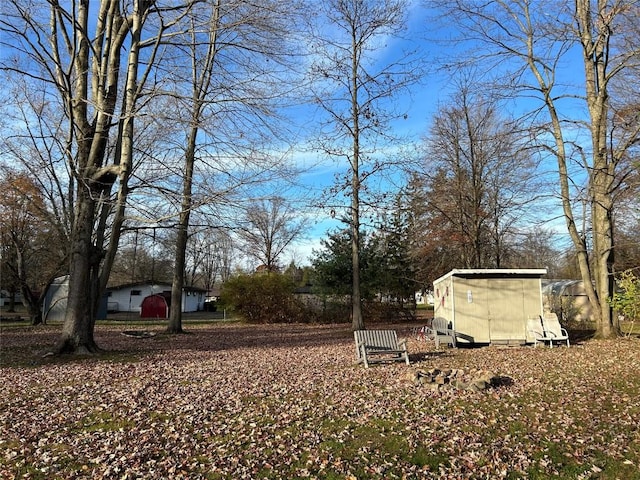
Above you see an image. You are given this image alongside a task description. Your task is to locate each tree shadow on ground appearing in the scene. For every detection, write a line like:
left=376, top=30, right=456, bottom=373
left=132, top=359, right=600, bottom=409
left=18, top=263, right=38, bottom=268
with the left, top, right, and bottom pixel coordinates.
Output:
left=3, top=321, right=434, bottom=366
left=408, top=350, right=449, bottom=363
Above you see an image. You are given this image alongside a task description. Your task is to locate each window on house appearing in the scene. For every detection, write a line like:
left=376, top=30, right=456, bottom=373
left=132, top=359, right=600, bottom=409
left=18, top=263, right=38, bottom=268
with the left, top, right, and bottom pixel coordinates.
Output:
left=131, top=290, right=141, bottom=296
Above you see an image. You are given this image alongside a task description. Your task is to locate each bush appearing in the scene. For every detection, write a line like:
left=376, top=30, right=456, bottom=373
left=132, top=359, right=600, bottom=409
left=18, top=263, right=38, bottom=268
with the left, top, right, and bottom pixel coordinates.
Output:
left=364, top=301, right=416, bottom=324
left=310, top=296, right=350, bottom=324
left=220, top=273, right=310, bottom=323
left=610, top=269, right=640, bottom=335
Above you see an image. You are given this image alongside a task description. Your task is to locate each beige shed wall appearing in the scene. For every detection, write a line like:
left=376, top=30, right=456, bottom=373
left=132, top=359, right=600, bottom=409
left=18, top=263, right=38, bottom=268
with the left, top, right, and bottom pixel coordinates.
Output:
left=434, top=272, right=544, bottom=344
left=487, top=278, right=541, bottom=343
left=452, top=277, right=490, bottom=343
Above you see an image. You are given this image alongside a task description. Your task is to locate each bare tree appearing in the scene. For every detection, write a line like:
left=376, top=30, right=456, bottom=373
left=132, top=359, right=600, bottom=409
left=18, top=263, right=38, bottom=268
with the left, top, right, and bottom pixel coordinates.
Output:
left=152, top=0, right=306, bottom=333
left=238, top=197, right=308, bottom=272
left=435, top=0, right=640, bottom=338
left=422, top=78, right=541, bottom=269
left=1, top=0, right=192, bottom=353
left=308, top=0, right=422, bottom=330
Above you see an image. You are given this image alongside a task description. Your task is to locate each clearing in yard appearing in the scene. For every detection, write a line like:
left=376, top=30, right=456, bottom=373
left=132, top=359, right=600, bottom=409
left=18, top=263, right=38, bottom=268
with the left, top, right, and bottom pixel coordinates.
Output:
left=2, top=321, right=640, bottom=479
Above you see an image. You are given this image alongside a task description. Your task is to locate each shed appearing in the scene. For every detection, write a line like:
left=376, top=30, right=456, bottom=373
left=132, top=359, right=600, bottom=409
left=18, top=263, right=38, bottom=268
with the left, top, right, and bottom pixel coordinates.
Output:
left=433, top=268, right=547, bottom=345
left=43, top=275, right=108, bottom=322
left=140, top=293, right=171, bottom=318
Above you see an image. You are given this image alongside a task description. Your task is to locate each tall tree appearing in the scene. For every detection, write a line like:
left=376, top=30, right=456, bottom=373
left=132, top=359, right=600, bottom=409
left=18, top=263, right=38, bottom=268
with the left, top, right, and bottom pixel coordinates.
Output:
left=309, top=0, right=420, bottom=330
left=164, top=0, right=222, bottom=334
left=435, top=0, right=640, bottom=338
left=162, top=0, right=305, bottom=333
left=1, top=0, right=192, bottom=352
left=421, top=79, right=540, bottom=269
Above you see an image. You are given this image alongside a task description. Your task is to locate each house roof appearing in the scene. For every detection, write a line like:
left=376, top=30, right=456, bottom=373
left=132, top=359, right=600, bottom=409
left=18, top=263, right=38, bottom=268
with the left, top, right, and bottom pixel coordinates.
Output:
left=106, top=280, right=207, bottom=293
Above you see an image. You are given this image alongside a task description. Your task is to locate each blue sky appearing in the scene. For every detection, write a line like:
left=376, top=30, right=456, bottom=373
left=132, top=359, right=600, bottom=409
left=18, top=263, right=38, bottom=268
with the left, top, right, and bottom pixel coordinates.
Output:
left=282, top=1, right=598, bottom=268
left=0, top=0, right=592, bottom=270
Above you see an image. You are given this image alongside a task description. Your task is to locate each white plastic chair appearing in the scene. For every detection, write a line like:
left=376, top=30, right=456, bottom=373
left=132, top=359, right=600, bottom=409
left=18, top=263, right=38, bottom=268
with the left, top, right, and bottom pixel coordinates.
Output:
left=541, top=313, right=570, bottom=347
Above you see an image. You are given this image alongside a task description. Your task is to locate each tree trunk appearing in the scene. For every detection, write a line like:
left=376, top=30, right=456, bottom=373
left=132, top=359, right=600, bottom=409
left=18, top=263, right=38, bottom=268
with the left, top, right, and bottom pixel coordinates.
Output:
left=57, top=191, right=100, bottom=354
left=168, top=224, right=188, bottom=334
left=168, top=219, right=188, bottom=334
left=350, top=18, right=364, bottom=332
left=576, top=0, right=619, bottom=338
left=591, top=174, right=617, bottom=338
left=351, top=187, right=364, bottom=331
left=167, top=127, right=197, bottom=334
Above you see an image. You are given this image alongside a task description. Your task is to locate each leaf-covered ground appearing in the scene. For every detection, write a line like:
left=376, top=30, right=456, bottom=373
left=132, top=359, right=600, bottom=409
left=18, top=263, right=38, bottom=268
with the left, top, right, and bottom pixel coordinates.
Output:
left=2, top=322, right=640, bottom=479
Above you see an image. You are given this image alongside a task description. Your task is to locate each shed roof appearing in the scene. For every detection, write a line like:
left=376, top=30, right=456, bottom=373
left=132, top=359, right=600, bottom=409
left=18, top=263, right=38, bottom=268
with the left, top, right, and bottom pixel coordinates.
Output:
left=434, top=268, right=548, bottom=283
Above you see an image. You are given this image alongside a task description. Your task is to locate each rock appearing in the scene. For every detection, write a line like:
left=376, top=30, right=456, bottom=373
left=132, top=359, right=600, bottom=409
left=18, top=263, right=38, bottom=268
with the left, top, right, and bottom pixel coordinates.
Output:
left=410, top=366, right=504, bottom=392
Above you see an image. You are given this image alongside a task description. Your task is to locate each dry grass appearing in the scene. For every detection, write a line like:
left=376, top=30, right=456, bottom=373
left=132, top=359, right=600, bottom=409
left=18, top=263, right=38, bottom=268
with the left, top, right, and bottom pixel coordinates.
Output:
left=2, top=321, right=640, bottom=479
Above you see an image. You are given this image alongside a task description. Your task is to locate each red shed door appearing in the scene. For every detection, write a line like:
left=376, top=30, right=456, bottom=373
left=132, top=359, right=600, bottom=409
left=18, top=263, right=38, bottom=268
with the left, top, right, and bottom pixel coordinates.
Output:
left=140, top=294, right=168, bottom=318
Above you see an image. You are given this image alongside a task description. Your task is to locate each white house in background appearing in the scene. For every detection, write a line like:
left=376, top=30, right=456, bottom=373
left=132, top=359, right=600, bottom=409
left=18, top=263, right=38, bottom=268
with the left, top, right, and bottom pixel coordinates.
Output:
left=106, top=281, right=206, bottom=313
left=415, top=290, right=434, bottom=306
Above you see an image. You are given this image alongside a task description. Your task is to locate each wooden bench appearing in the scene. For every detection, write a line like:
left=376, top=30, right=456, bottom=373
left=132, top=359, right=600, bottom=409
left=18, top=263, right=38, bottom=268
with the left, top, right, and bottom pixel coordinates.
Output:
left=354, top=330, right=410, bottom=368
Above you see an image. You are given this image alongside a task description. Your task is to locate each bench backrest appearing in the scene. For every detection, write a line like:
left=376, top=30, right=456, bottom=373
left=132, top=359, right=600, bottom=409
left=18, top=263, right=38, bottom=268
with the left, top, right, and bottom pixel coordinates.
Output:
left=354, top=330, right=399, bottom=353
